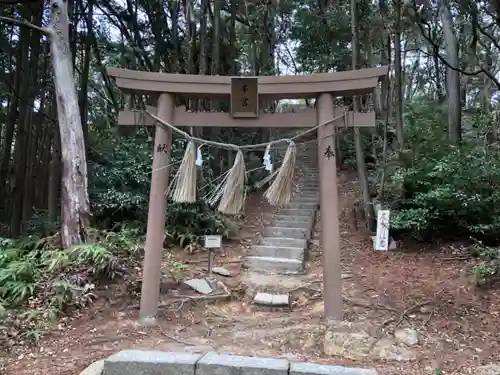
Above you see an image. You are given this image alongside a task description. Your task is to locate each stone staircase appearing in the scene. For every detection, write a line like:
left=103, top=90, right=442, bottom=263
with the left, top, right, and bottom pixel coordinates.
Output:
left=244, top=141, right=319, bottom=275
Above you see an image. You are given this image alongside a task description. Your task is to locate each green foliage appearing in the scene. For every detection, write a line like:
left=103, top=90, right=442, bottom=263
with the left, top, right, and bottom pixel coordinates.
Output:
left=165, top=201, right=234, bottom=250
left=470, top=242, right=500, bottom=286
left=378, top=99, right=500, bottom=244
left=86, top=127, right=271, bottom=252
left=87, top=134, right=237, bottom=248
left=0, top=227, right=143, bottom=347
left=290, top=0, right=376, bottom=73
left=89, top=136, right=154, bottom=221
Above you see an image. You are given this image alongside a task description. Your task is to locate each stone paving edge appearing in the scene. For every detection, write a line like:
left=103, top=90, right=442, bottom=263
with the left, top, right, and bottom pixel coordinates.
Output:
left=87, top=350, right=378, bottom=375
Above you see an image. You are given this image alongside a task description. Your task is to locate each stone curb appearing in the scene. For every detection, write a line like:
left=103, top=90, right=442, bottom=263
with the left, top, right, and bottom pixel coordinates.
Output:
left=93, top=350, right=378, bottom=375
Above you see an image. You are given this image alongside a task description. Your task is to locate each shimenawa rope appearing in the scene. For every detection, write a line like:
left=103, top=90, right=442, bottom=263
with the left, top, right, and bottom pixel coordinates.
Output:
left=143, top=110, right=347, bottom=214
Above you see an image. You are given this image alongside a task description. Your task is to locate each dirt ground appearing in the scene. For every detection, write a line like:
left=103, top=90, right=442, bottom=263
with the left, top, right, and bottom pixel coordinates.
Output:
left=3, top=172, right=500, bottom=375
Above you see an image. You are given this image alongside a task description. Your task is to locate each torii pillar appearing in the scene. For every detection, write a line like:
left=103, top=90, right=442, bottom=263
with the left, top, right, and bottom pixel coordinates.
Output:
left=317, top=93, right=343, bottom=319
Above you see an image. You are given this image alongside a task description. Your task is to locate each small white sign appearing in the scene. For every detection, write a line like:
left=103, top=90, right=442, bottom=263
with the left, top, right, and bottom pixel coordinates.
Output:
left=204, top=235, right=222, bottom=249
left=375, top=209, right=390, bottom=251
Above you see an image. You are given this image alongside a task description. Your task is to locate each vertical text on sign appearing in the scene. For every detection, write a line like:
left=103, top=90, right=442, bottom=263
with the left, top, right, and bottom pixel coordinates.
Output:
left=375, top=210, right=390, bottom=251
left=230, top=77, right=259, bottom=118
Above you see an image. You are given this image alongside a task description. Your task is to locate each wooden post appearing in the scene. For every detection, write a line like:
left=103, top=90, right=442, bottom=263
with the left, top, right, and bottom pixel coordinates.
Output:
left=316, top=93, right=343, bottom=320
left=139, top=93, right=174, bottom=324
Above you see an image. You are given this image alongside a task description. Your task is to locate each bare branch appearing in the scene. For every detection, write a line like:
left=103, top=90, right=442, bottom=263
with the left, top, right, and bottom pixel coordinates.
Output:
left=468, top=2, right=500, bottom=55
left=0, top=15, right=49, bottom=34
left=412, top=10, right=500, bottom=90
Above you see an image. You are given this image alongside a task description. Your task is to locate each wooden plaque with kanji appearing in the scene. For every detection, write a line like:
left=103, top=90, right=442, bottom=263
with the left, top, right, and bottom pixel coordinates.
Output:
left=230, top=77, right=259, bottom=118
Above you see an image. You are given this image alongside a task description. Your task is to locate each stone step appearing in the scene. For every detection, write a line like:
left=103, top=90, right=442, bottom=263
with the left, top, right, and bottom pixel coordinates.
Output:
left=253, top=292, right=290, bottom=308
left=245, top=256, right=304, bottom=274
left=292, top=194, right=318, bottom=199
left=264, top=226, right=311, bottom=239
left=291, top=196, right=318, bottom=202
left=298, top=184, right=318, bottom=188
left=260, top=237, right=307, bottom=248
left=284, top=202, right=318, bottom=210
left=252, top=245, right=305, bottom=260
left=273, top=214, right=314, bottom=223
left=294, top=192, right=319, bottom=197
left=279, top=208, right=316, bottom=216
left=291, top=199, right=317, bottom=204
left=294, top=190, right=318, bottom=195
left=272, top=219, right=311, bottom=229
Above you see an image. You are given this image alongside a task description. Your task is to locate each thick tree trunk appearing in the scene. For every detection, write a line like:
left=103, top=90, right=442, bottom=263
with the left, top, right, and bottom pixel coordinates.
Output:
left=50, top=0, right=91, bottom=247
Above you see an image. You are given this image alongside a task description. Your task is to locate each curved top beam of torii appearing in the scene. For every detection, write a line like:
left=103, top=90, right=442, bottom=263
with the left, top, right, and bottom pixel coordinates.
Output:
left=106, top=66, right=388, bottom=100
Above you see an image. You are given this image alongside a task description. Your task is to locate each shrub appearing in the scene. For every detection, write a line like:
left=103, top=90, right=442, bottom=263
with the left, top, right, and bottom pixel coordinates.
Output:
left=378, top=99, right=500, bottom=244
left=0, top=226, right=187, bottom=347
left=87, top=136, right=237, bottom=248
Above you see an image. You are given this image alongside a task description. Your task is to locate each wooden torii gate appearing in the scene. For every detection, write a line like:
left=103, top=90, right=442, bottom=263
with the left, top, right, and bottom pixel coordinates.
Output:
left=107, top=67, right=388, bottom=323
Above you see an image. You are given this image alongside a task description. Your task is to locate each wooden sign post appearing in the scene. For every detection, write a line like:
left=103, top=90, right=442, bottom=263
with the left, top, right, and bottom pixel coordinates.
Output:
left=375, top=210, right=390, bottom=251
left=230, top=77, right=259, bottom=118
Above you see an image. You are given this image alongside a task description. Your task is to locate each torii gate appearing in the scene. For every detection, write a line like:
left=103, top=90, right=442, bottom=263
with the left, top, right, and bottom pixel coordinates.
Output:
left=107, top=67, right=388, bottom=322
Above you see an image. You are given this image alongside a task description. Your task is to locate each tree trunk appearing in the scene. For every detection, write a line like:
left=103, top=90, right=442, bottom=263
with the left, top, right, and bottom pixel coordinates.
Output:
left=394, top=0, right=404, bottom=149
left=0, top=43, right=21, bottom=211
left=198, top=0, right=209, bottom=111
left=48, top=99, right=61, bottom=223
left=78, top=0, right=94, bottom=147
left=439, top=0, right=461, bottom=143
left=433, top=51, right=443, bottom=101
left=10, top=3, right=37, bottom=236
left=211, top=0, right=222, bottom=112
left=50, top=0, right=91, bottom=247
left=351, top=0, right=374, bottom=232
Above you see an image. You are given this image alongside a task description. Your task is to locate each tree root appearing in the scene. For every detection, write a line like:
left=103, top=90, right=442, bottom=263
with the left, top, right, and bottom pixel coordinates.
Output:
left=377, top=300, right=432, bottom=336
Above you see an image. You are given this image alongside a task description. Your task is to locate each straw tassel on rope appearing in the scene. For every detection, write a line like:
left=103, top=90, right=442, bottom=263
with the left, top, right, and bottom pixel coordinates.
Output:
left=217, top=149, right=247, bottom=215
left=169, top=140, right=197, bottom=203
left=265, top=140, right=296, bottom=207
